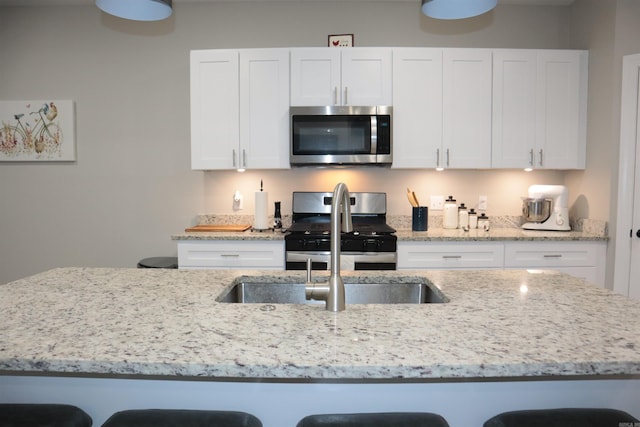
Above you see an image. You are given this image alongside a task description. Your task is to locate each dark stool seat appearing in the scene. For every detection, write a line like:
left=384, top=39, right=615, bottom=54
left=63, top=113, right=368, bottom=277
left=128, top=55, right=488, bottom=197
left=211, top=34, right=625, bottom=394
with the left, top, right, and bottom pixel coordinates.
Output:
left=100, top=409, right=262, bottom=427
left=137, top=256, right=178, bottom=268
left=484, top=408, right=640, bottom=427
left=0, top=404, right=92, bottom=427
left=296, top=412, right=450, bottom=427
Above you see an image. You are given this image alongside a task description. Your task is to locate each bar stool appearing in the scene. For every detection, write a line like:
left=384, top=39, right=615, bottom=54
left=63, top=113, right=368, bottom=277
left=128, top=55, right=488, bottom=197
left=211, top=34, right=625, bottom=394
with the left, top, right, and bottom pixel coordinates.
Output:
left=483, top=408, right=640, bottom=427
left=137, top=257, right=178, bottom=268
left=100, top=409, right=262, bottom=427
left=296, top=412, right=450, bottom=427
left=0, top=404, right=92, bottom=427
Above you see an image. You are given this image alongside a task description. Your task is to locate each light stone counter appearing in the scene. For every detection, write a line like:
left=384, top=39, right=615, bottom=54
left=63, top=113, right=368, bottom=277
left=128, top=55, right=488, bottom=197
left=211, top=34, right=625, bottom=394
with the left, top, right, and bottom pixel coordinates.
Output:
left=172, top=215, right=607, bottom=242
left=171, top=228, right=605, bottom=242
left=394, top=227, right=606, bottom=241
left=1, top=267, right=637, bottom=381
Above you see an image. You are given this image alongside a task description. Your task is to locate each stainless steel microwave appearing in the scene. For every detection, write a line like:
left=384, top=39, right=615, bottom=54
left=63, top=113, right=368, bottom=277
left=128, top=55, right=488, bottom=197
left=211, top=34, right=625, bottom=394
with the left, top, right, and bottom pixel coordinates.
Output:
left=290, top=106, right=392, bottom=167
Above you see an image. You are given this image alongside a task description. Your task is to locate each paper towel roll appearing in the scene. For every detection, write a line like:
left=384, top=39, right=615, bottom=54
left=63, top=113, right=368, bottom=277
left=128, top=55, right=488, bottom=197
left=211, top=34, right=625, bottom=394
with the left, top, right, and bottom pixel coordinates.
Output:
left=254, top=191, right=269, bottom=230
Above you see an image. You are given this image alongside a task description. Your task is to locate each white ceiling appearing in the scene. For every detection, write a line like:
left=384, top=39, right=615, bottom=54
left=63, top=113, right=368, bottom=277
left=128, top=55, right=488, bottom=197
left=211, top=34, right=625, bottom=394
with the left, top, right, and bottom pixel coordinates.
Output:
left=0, top=0, right=575, bottom=6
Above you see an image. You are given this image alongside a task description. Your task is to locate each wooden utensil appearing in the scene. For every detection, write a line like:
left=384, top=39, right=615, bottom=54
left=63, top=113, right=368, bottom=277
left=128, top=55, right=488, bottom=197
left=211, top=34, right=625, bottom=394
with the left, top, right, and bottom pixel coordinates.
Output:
left=406, top=188, right=419, bottom=207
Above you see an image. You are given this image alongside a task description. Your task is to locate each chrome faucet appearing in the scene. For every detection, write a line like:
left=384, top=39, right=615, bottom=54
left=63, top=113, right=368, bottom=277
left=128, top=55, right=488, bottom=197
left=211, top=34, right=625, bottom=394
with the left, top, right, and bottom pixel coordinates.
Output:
left=305, top=182, right=353, bottom=312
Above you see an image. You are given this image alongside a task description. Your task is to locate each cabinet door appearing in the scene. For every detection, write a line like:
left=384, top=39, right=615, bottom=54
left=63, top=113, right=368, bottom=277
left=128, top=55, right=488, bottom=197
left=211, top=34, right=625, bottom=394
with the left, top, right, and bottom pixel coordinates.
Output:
left=442, top=49, right=492, bottom=168
left=392, top=48, right=443, bottom=169
left=504, top=241, right=606, bottom=287
left=398, top=241, right=504, bottom=269
left=190, top=50, right=239, bottom=170
left=536, top=50, right=587, bottom=169
left=239, top=49, right=290, bottom=169
left=290, top=48, right=341, bottom=106
left=341, top=48, right=393, bottom=106
left=492, top=50, right=537, bottom=169
left=178, top=240, right=285, bottom=269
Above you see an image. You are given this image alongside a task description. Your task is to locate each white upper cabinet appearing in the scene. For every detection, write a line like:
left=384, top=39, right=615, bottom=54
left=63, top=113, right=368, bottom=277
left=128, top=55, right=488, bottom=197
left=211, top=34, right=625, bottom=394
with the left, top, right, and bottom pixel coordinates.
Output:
left=190, top=49, right=290, bottom=170
left=393, top=48, right=491, bottom=169
left=442, top=49, right=493, bottom=169
left=239, top=49, right=290, bottom=169
left=492, top=49, right=588, bottom=169
left=290, top=48, right=392, bottom=106
left=392, top=48, right=443, bottom=168
left=190, top=50, right=239, bottom=170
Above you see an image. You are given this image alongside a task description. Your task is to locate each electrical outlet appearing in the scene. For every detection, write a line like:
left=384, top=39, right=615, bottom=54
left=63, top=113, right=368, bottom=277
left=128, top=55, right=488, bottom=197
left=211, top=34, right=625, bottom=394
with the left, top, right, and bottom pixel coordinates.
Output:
left=478, top=195, right=488, bottom=211
left=430, top=195, right=445, bottom=210
left=233, top=190, right=243, bottom=210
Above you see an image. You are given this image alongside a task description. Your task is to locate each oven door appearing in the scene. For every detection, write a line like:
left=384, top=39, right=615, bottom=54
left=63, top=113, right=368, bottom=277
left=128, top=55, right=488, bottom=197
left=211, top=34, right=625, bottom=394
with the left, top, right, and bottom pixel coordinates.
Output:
left=286, top=251, right=397, bottom=271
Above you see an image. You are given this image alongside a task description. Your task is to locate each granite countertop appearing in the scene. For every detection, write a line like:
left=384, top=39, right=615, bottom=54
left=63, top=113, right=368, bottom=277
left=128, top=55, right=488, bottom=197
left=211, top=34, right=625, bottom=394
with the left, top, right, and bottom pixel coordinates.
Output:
left=171, top=227, right=606, bottom=242
left=172, top=214, right=607, bottom=241
left=1, top=267, right=638, bottom=381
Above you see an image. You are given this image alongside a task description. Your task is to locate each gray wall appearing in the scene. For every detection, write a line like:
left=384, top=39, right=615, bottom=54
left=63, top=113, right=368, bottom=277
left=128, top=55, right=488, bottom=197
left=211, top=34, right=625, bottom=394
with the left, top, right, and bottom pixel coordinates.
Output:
left=0, top=1, right=629, bottom=285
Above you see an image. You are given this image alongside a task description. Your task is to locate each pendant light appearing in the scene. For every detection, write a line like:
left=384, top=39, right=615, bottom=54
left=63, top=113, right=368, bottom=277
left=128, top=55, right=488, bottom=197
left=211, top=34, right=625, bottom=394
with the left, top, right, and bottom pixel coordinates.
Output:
left=421, top=0, right=497, bottom=20
left=96, top=0, right=173, bottom=21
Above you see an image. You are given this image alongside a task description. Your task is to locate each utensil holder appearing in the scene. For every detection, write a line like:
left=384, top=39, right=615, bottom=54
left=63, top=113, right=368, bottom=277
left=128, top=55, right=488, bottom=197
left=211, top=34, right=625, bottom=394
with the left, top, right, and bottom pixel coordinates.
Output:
left=412, top=206, right=428, bottom=231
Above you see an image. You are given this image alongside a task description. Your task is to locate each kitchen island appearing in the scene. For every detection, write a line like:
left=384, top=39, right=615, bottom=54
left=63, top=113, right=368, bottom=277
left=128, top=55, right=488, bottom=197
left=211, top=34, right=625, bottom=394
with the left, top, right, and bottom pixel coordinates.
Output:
left=1, top=267, right=639, bottom=425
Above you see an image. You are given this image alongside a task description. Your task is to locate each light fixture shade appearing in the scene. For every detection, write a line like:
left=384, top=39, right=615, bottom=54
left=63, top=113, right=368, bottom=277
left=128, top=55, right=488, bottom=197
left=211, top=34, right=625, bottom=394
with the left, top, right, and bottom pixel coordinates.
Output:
left=421, top=0, right=497, bottom=20
left=96, top=0, right=173, bottom=21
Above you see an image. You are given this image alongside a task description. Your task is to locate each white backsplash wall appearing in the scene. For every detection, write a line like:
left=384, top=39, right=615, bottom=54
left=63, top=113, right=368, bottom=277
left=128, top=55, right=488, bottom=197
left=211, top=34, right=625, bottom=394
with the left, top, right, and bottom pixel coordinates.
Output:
left=203, top=168, right=568, bottom=219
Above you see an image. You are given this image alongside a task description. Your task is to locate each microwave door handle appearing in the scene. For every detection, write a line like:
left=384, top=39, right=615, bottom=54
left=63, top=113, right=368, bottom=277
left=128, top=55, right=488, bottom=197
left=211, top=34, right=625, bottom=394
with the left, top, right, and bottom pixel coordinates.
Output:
left=371, top=116, right=378, bottom=154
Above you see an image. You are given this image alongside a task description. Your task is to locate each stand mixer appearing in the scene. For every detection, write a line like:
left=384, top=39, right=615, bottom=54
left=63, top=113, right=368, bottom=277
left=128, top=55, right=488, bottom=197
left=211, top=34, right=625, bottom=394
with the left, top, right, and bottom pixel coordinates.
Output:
left=522, top=185, right=571, bottom=231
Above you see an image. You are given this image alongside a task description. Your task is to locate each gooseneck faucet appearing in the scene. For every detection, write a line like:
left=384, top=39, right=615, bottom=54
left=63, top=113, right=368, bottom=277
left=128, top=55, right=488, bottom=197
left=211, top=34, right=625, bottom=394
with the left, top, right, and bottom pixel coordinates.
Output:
left=305, top=182, right=353, bottom=312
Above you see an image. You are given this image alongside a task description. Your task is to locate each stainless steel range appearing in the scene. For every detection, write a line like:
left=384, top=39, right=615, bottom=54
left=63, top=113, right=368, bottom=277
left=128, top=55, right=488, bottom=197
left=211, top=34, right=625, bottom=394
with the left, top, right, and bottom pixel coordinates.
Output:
left=285, top=191, right=397, bottom=271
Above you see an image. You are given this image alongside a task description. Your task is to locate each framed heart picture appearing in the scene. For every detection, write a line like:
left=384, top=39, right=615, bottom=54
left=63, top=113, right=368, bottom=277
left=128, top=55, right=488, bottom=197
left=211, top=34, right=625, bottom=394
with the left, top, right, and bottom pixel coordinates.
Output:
left=328, top=34, right=354, bottom=47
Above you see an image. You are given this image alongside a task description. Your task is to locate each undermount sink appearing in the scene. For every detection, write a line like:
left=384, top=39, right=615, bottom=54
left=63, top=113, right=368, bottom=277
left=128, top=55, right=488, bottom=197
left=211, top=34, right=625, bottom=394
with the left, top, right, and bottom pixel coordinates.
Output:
left=217, top=277, right=448, bottom=305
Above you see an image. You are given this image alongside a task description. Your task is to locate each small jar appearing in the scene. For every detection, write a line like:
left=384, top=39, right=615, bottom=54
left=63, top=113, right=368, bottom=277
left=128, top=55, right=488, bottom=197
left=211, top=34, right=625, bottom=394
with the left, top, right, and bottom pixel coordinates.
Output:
left=468, top=208, right=478, bottom=229
left=478, top=213, right=490, bottom=231
left=458, top=203, right=469, bottom=229
left=443, top=196, right=458, bottom=229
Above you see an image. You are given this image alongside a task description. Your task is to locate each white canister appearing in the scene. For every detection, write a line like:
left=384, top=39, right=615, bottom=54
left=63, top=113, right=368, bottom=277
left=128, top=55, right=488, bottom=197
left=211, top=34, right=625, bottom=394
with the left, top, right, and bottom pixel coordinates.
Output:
left=478, top=213, right=490, bottom=231
left=468, top=208, right=478, bottom=229
left=458, top=203, right=469, bottom=229
left=443, top=196, right=458, bottom=229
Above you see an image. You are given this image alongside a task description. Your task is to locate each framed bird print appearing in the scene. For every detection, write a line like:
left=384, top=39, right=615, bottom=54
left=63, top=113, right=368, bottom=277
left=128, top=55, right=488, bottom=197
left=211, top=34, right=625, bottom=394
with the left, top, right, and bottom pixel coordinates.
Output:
left=328, top=34, right=354, bottom=47
left=0, top=100, right=76, bottom=162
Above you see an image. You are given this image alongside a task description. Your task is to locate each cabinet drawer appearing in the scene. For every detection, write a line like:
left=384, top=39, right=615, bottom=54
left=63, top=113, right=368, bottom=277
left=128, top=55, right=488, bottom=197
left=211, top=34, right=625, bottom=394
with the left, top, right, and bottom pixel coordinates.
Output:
left=398, top=242, right=504, bottom=269
left=504, top=241, right=605, bottom=268
left=178, top=240, right=285, bottom=269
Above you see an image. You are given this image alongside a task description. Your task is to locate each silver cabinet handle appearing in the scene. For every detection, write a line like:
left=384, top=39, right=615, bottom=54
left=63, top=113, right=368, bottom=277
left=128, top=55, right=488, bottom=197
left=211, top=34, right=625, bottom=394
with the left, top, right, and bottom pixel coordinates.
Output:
left=446, top=148, right=450, bottom=167
left=436, top=148, right=440, bottom=168
left=220, top=254, right=240, bottom=258
left=442, top=255, right=462, bottom=259
left=333, top=87, right=338, bottom=105
left=242, top=149, right=247, bottom=168
left=344, top=86, right=348, bottom=105
left=529, top=149, right=534, bottom=167
left=543, top=254, right=562, bottom=258
left=539, top=149, right=544, bottom=167
left=232, top=149, right=237, bottom=168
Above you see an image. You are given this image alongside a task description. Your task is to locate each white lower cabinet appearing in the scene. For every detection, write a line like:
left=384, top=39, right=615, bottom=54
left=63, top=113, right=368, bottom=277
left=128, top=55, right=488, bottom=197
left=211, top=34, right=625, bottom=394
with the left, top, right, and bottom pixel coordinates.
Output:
left=398, top=240, right=606, bottom=287
left=178, top=240, right=285, bottom=269
left=503, top=241, right=606, bottom=286
left=398, top=242, right=504, bottom=269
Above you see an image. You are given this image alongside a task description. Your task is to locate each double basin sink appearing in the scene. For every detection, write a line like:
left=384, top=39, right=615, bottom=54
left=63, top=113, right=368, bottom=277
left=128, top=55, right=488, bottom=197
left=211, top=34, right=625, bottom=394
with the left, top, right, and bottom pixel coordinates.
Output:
left=217, top=276, right=448, bottom=305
